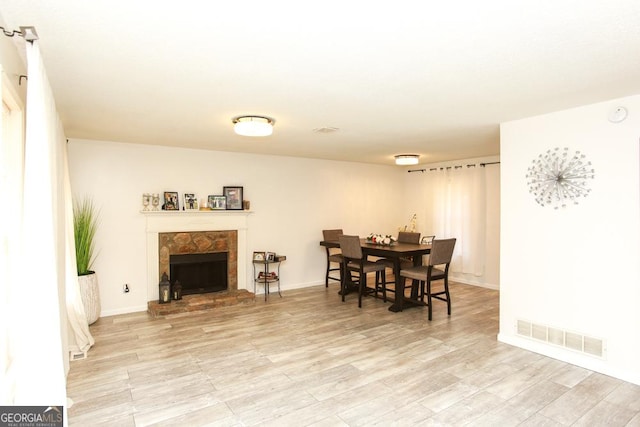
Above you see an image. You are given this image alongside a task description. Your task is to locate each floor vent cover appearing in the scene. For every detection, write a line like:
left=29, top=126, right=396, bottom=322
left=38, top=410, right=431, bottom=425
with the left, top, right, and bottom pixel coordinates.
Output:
left=70, top=351, right=87, bottom=361
left=516, top=319, right=605, bottom=358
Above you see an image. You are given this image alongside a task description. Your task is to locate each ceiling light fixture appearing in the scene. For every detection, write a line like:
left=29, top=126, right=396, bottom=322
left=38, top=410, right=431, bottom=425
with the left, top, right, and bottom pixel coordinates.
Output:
left=232, top=115, right=275, bottom=137
left=395, top=154, right=420, bottom=165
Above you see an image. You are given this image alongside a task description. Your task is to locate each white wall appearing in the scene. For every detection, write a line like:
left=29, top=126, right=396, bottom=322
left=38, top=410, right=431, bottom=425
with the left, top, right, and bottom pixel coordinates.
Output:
left=68, top=139, right=408, bottom=315
left=500, top=94, right=640, bottom=385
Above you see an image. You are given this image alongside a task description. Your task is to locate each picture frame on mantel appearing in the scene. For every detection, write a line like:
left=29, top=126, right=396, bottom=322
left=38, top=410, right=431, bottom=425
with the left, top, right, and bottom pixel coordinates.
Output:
left=208, top=195, right=226, bottom=210
left=184, top=193, right=198, bottom=210
left=163, top=191, right=179, bottom=210
left=223, top=186, right=243, bottom=210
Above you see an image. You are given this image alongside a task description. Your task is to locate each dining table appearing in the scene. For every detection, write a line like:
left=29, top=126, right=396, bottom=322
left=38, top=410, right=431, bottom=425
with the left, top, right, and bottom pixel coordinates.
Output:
left=319, top=238, right=432, bottom=312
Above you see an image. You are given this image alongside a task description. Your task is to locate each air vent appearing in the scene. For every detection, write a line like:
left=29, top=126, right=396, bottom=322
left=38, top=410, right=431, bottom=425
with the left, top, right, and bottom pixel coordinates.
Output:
left=516, top=319, right=605, bottom=358
left=313, top=126, right=339, bottom=134
left=70, top=351, right=87, bottom=361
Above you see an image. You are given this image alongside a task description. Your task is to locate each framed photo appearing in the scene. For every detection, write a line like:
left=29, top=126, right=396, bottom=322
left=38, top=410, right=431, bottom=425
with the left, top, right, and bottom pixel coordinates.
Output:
left=163, top=191, right=179, bottom=210
left=266, top=252, right=276, bottom=262
left=184, top=193, right=198, bottom=210
left=208, top=195, right=227, bottom=210
left=253, top=251, right=265, bottom=262
left=223, top=186, right=244, bottom=210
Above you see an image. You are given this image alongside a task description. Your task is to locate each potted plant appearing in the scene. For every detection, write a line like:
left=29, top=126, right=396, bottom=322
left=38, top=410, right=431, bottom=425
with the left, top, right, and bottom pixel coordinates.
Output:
left=73, top=196, right=101, bottom=324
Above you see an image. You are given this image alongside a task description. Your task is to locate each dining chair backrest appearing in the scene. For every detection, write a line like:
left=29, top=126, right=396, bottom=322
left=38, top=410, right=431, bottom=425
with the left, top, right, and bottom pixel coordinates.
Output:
left=339, top=235, right=363, bottom=260
left=323, top=229, right=344, bottom=257
left=397, top=231, right=421, bottom=244
left=323, top=229, right=344, bottom=241
left=421, top=235, right=435, bottom=244
left=428, top=238, right=456, bottom=267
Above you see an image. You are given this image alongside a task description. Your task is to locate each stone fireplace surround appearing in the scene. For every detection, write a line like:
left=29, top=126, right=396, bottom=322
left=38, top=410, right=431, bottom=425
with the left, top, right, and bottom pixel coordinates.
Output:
left=144, top=211, right=252, bottom=305
left=160, top=230, right=236, bottom=292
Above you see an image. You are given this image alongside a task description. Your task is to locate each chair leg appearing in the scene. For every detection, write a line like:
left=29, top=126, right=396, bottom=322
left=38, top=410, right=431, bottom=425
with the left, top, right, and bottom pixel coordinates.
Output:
left=358, top=269, right=365, bottom=308
left=426, top=279, right=433, bottom=321
left=325, top=262, right=330, bottom=287
left=444, top=277, right=451, bottom=315
left=381, top=269, right=387, bottom=302
left=374, top=270, right=387, bottom=302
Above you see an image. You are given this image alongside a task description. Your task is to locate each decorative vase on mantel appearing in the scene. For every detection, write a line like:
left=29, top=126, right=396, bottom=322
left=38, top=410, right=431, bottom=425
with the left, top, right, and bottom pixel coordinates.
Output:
left=78, top=272, right=101, bottom=325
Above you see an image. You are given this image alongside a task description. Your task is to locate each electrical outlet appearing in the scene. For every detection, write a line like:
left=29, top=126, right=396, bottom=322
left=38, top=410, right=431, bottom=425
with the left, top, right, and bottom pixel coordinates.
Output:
left=123, top=284, right=130, bottom=293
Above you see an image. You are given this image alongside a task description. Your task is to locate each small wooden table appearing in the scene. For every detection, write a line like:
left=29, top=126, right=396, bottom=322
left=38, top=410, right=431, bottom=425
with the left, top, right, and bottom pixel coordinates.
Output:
left=320, top=239, right=431, bottom=312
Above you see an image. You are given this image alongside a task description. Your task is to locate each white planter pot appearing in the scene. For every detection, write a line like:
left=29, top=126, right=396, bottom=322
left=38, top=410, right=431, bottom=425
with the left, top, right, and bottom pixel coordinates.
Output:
left=78, top=272, right=101, bottom=325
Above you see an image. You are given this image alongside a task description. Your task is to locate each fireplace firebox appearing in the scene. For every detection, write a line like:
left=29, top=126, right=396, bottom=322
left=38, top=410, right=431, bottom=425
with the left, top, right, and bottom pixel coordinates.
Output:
left=169, top=252, right=228, bottom=295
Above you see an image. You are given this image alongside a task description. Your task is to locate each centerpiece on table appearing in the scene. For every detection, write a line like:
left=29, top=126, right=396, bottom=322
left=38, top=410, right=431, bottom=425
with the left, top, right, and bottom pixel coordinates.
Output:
left=366, top=233, right=397, bottom=245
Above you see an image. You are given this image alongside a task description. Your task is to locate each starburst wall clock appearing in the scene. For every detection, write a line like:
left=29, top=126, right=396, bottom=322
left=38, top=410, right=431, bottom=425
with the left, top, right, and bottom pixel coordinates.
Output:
left=526, top=147, right=595, bottom=209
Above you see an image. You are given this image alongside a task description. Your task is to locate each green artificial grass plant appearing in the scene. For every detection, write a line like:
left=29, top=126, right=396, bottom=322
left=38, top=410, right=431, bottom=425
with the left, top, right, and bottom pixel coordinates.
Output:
left=73, top=197, right=99, bottom=276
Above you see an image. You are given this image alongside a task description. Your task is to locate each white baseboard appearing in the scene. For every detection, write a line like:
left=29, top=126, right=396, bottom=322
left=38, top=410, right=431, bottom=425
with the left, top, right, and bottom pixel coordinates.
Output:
left=253, top=280, right=324, bottom=294
left=100, top=305, right=148, bottom=317
left=449, top=275, right=499, bottom=290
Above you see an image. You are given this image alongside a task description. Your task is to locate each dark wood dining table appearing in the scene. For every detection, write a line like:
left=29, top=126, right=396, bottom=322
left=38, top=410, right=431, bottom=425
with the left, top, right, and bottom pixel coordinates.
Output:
left=320, top=239, right=432, bottom=312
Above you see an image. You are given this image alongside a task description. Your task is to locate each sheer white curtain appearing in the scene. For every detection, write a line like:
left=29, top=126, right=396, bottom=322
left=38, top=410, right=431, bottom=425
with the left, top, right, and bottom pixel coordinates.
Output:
left=64, top=147, right=94, bottom=357
left=0, top=40, right=92, bottom=409
left=8, top=39, right=66, bottom=405
left=0, top=65, right=25, bottom=404
left=426, top=166, right=486, bottom=276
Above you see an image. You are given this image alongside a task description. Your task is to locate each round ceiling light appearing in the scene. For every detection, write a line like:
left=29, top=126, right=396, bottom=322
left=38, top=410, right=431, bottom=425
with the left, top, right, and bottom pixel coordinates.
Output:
left=232, top=115, right=275, bottom=137
left=394, top=154, right=420, bottom=165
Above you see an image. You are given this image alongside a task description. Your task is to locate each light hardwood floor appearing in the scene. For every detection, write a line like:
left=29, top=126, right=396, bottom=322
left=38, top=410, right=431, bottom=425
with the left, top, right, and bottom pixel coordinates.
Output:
left=67, top=282, right=640, bottom=426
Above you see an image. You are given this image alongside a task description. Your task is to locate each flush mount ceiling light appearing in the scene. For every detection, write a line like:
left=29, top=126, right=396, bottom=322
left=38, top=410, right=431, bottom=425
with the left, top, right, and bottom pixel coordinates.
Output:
left=395, top=154, right=420, bottom=165
left=232, top=115, right=275, bottom=137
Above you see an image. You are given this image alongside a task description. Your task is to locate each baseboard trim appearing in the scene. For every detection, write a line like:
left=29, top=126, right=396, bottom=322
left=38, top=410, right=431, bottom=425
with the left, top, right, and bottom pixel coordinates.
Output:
left=100, top=305, right=148, bottom=317
left=450, top=276, right=499, bottom=290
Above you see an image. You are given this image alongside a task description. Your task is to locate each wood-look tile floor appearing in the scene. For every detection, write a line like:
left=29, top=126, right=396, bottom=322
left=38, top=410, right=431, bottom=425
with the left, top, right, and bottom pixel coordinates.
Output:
left=67, top=282, right=640, bottom=426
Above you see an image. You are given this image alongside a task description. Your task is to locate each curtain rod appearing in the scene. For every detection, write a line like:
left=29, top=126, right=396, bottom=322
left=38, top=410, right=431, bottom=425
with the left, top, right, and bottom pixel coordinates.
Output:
left=0, top=26, right=38, bottom=42
left=407, top=161, right=500, bottom=173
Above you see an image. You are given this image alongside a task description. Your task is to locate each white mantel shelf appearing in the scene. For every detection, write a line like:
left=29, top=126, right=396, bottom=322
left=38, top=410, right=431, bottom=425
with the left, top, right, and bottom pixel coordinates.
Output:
left=140, top=210, right=253, bottom=215
left=143, top=209, right=252, bottom=301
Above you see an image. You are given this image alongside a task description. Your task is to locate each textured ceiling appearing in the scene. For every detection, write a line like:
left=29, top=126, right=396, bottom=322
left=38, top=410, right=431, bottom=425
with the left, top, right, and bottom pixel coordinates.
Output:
left=1, top=1, right=640, bottom=165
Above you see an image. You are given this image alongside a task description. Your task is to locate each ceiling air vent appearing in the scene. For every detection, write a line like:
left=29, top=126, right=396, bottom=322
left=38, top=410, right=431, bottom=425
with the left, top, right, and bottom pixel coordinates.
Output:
left=313, top=126, right=339, bottom=134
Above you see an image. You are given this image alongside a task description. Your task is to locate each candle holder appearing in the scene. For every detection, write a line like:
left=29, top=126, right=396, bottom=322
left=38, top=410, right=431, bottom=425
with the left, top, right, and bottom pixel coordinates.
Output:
left=172, top=280, right=183, bottom=300
left=159, top=272, right=171, bottom=304
left=142, top=193, right=151, bottom=211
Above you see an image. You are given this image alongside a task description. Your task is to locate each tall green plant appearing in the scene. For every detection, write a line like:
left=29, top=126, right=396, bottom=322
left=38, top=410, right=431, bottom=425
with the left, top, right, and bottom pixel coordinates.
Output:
left=73, top=197, right=99, bottom=276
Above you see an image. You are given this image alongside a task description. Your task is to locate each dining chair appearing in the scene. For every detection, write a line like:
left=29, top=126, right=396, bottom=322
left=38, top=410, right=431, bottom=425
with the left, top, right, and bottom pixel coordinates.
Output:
left=398, top=231, right=421, bottom=244
left=420, top=234, right=436, bottom=265
left=339, top=235, right=386, bottom=308
left=322, top=229, right=344, bottom=288
left=398, top=238, right=456, bottom=320
left=375, top=231, right=421, bottom=302
left=420, top=235, right=435, bottom=245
